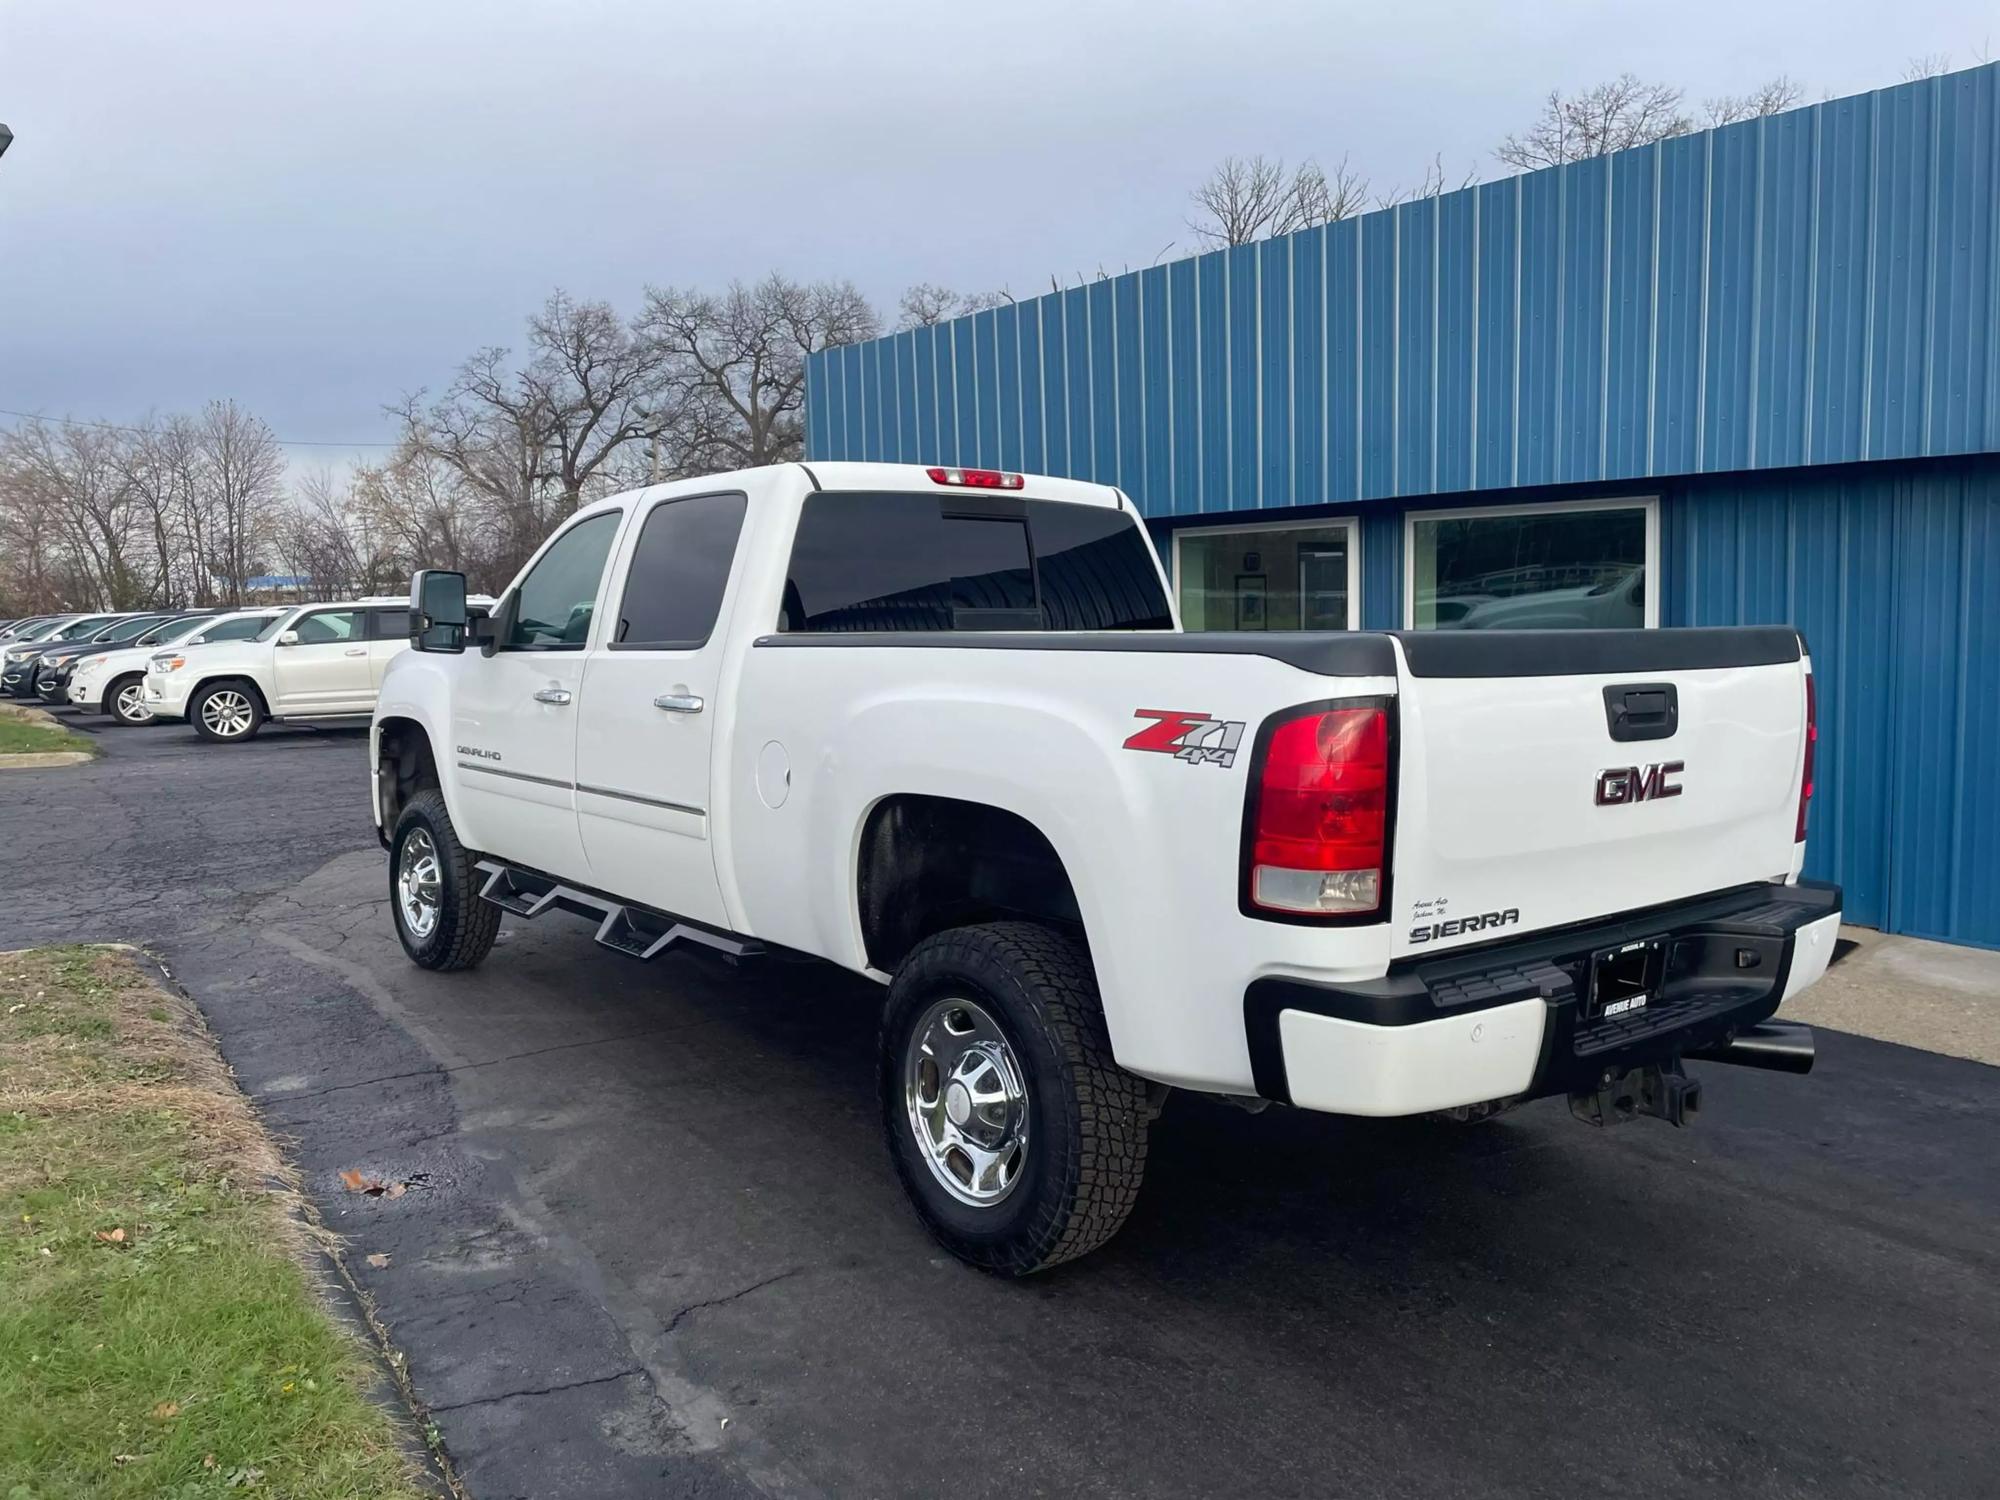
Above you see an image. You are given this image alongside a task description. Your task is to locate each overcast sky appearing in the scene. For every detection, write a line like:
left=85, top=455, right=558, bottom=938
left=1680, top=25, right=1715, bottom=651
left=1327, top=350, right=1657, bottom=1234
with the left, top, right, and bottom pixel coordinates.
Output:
left=0, top=0, right=1991, bottom=473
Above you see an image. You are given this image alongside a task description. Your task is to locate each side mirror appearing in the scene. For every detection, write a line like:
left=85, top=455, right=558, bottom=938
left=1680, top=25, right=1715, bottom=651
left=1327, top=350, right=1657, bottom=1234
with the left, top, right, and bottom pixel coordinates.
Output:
left=187, top=635, right=207, bottom=646
left=277, top=629, right=300, bottom=647
left=410, top=569, right=469, bottom=654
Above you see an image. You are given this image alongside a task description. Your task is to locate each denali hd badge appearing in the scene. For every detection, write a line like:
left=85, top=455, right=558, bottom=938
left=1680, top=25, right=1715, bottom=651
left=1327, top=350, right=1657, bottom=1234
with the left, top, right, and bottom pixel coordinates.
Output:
left=1596, top=760, right=1683, bottom=805
left=1123, top=709, right=1246, bottom=768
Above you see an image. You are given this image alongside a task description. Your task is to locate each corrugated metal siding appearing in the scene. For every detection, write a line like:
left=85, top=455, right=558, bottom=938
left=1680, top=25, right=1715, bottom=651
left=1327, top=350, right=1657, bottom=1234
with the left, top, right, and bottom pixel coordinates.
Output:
left=1662, top=457, right=2000, bottom=948
left=806, top=66, right=2000, bottom=516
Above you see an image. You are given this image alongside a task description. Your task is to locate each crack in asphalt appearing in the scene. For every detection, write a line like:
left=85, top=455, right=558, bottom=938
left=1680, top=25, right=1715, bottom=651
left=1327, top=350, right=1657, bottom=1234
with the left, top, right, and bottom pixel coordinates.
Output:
left=661, top=1267, right=808, bottom=1339
left=425, top=1365, right=646, bottom=1415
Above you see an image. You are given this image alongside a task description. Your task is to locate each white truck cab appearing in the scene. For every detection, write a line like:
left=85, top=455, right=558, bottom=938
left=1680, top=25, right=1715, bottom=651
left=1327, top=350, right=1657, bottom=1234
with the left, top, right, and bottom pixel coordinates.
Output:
left=371, top=462, right=1840, bottom=1274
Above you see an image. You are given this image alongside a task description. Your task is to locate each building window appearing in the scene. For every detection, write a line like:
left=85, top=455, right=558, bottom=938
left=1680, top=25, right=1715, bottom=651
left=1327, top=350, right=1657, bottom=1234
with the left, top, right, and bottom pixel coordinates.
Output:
left=1173, top=520, right=1358, bottom=632
left=1404, top=499, right=1657, bottom=630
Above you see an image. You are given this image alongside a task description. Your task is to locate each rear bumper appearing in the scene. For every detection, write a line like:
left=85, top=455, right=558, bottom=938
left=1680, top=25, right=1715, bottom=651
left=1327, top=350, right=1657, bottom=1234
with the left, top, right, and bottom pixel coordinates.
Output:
left=1247, top=880, right=1842, bottom=1116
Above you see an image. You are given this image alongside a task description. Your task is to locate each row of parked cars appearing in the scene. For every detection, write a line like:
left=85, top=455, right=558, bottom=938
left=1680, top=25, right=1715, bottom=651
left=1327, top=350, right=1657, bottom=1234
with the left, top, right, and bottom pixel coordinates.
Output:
left=0, top=595, right=429, bottom=741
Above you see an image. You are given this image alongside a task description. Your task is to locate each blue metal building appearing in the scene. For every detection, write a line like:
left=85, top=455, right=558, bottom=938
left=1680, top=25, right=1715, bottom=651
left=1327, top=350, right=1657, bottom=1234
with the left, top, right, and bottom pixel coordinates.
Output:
left=805, top=65, right=2000, bottom=948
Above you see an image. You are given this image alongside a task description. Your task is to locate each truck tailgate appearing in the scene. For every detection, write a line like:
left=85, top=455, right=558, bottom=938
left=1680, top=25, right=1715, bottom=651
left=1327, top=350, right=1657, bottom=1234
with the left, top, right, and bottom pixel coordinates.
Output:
left=1388, top=628, right=1810, bottom=959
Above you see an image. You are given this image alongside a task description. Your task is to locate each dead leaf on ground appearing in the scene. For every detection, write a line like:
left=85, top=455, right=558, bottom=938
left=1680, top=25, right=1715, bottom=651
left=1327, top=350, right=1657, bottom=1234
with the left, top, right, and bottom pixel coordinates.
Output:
left=338, top=1168, right=379, bottom=1194
left=385, top=1181, right=407, bottom=1198
left=149, top=1399, right=180, bottom=1420
left=202, top=1453, right=218, bottom=1470
left=365, top=1252, right=391, bottom=1268
left=93, top=1227, right=127, bottom=1244
left=113, top=1453, right=146, bottom=1465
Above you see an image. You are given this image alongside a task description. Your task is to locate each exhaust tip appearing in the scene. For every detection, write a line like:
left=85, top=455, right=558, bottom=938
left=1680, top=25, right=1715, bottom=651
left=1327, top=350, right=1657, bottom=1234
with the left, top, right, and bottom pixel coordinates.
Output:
left=1688, top=1020, right=1815, bottom=1076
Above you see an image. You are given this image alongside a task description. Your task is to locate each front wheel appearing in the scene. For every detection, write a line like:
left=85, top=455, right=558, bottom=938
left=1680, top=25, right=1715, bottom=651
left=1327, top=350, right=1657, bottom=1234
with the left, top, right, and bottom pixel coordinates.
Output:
left=106, top=674, right=152, bottom=726
left=390, top=789, right=501, bottom=971
left=190, top=681, right=264, bottom=742
left=880, top=922, right=1150, bottom=1275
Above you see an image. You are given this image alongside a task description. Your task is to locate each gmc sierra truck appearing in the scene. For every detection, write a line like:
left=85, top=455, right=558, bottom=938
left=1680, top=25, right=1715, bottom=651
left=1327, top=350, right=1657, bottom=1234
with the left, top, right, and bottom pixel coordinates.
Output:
left=371, top=461, right=1839, bottom=1275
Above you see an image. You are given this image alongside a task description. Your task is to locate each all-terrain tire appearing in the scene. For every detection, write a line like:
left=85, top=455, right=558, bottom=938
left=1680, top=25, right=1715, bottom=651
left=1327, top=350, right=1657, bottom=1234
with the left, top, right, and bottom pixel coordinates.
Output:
left=189, top=679, right=265, bottom=742
left=390, top=788, right=502, bottom=971
left=880, top=921, right=1150, bottom=1275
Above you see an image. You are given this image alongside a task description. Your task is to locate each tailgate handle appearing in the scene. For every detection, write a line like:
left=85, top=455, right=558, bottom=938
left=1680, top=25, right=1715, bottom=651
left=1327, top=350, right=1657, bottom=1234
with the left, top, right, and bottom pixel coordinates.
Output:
left=1604, top=683, right=1678, bottom=742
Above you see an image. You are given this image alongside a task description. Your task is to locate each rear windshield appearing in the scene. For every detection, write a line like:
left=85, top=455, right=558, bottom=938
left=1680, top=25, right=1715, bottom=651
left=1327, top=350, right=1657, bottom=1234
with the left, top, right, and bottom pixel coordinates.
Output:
left=781, top=492, right=1172, bottom=633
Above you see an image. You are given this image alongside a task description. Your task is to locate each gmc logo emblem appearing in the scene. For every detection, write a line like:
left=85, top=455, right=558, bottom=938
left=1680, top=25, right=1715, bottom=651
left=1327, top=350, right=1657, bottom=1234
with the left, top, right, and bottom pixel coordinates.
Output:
left=1596, top=761, right=1684, bottom=805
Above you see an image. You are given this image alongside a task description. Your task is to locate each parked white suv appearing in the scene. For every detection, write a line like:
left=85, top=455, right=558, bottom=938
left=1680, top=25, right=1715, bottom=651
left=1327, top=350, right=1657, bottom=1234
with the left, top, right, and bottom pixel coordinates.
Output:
left=370, top=461, right=1840, bottom=1274
left=69, top=609, right=285, bottom=724
left=144, top=598, right=417, bottom=742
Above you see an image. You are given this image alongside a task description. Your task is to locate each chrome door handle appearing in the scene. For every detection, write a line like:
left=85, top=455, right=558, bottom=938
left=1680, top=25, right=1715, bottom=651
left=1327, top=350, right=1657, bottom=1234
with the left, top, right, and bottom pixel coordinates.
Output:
left=653, top=693, right=704, bottom=714
left=344, top=647, right=368, bottom=656
left=533, top=687, right=573, bottom=705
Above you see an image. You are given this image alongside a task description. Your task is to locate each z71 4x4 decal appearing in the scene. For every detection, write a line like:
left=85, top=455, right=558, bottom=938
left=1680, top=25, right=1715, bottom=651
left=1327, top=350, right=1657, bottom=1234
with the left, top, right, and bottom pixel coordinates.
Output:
left=1123, top=709, right=1246, bottom=768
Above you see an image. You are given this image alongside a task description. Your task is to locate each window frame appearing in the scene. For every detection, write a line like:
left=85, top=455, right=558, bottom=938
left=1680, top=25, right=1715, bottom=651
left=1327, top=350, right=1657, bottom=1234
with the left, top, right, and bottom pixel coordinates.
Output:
left=608, top=489, right=749, bottom=653
left=1400, top=495, right=1660, bottom=631
left=1169, top=515, right=1361, bottom=632
left=496, top=507, right=628, bottom=653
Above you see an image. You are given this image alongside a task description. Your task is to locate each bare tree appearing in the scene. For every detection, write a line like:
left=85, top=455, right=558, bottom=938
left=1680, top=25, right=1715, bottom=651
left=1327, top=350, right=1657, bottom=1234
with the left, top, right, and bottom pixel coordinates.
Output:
left=196, top=400, right=285, bottom=605
left=641, top=274, right=878, bottom=472
left=1495, top=75, right=1695, bottom=170
left=2, top=420, right=147, bottom=608
left=1291, top=155, right=1374, bottom=224
left=1375, top=153, right=1481, bottom=209
left=394, top=291, right=671, bottom=579
left=1705, top=76, right=1806, bottom=126
left=1189, top=154, right=1361, bottom=247
left=1903, top=53, right=1953, bottom=81
left=897, top=284, right=1013, bottom=329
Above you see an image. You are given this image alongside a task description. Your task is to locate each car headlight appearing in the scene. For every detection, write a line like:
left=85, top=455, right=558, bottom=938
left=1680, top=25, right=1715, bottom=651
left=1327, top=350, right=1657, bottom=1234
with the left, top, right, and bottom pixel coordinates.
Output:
left=81, top=655, right=107, bottom=670
left=154, top=656, right=186, bottom=673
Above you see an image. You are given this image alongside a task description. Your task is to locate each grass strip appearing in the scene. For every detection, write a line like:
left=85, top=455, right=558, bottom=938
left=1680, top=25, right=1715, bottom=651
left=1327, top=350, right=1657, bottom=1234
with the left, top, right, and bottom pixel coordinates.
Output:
left=0, top=946, right=430, bottom=1499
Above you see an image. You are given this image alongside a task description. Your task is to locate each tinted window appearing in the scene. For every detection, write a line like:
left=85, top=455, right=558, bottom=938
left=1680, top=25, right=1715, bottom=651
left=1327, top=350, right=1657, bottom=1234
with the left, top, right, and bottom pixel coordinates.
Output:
left=782, top=493, right=1170, bottom=633
left=369, top=608, right=412, bottom=641
left=293, top=609, right=362, bottom=644
left=615, top=493, right=747, bottom=649
left=508, top=511, right=622, bottom=649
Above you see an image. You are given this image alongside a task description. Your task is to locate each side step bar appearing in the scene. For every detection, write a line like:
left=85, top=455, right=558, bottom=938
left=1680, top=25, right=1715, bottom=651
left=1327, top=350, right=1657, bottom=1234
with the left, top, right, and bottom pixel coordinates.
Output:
left=474, top=860, right=762, bottom=963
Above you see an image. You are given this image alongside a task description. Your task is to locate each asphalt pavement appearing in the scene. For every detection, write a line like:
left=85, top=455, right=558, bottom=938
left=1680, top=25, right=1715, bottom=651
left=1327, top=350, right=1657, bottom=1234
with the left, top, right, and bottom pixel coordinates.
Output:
left=3, top=713, right=1997, bottom=1499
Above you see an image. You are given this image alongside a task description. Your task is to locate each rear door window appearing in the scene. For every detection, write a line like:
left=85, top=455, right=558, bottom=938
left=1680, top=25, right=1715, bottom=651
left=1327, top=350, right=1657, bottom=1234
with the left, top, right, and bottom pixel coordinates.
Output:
left=368, top=608, right=412, bottom=641
left=614, top=492, right=748, bottom=649
left=781, top=492, right=1170, bottom=633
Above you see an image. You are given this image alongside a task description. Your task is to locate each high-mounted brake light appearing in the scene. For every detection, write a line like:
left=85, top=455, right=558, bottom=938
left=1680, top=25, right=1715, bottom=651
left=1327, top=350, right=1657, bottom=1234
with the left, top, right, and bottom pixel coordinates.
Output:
left=1246, top=703, right=1391, bottom=917
left=1796, top=673, right=1816, bottom=843
left=926, top=466, right=1025, bottom=490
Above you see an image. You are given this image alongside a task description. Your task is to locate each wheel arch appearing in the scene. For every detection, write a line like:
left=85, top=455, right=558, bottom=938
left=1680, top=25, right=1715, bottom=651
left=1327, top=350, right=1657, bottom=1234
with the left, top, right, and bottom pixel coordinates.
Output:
left=854, top=793, right=1085, bottom=974
left=376, top=714, right=443, bottom=839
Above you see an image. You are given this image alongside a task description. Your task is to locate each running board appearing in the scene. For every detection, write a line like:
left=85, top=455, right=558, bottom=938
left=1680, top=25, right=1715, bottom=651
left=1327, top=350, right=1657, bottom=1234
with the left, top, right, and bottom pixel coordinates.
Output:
left=474, top=860, right=762, bottom=962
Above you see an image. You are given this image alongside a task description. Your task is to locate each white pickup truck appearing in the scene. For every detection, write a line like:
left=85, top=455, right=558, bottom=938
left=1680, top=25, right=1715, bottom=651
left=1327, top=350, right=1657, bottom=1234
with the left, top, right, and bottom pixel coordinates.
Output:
left=371, top=461, right=1840, bottom=1274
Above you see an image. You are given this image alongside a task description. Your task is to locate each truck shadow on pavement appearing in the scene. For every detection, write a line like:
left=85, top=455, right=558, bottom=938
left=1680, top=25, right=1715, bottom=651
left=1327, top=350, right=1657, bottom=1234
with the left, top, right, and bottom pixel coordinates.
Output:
left=185, top=848, right=1998, bottom=1500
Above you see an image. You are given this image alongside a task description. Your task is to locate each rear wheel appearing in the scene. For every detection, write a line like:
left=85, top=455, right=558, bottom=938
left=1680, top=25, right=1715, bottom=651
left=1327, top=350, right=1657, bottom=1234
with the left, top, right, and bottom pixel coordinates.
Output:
left=390, top=789, right=501, bottom=971
left=880, top=922, right=1150, bottom=1275
left=190, top=681, right=263, bottom=742
left=106, top=674, right=151, bottom=726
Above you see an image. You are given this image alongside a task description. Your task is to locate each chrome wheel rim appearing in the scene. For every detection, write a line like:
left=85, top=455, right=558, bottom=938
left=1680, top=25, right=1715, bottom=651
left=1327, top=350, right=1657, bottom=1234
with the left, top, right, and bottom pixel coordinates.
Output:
left=115, top=682, right=150, bottom=723
left=200, top=689, right=253, bottom=737
left=397, top=828, right=442, bottom=940
left=904, top=995, right=1029, bottom=1207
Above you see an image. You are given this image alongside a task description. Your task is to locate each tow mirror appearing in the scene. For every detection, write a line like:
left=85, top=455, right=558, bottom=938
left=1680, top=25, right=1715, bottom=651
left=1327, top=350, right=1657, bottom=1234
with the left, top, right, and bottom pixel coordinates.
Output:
left=411, top=569, right=468, bottom=654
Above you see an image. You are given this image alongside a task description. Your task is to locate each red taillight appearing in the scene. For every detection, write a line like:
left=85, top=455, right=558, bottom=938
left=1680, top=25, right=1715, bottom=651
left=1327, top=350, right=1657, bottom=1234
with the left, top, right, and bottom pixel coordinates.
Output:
left=926, top=466, right=1025, bottom=490
left=1796, top=673, right=1817, bottom=842
left=1247, top=704, right=1390, bottom=917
